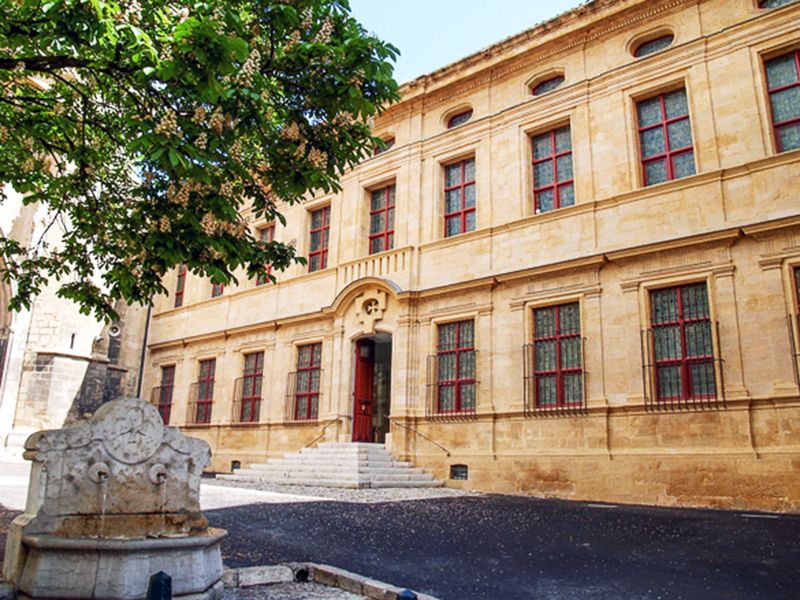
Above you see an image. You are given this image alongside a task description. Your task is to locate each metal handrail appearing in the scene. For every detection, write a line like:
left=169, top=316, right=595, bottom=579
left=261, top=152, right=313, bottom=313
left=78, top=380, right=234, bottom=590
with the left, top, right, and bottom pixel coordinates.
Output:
left=303, top=415, right=344, bottom=449
left=391, top=419, right=451, bottom=457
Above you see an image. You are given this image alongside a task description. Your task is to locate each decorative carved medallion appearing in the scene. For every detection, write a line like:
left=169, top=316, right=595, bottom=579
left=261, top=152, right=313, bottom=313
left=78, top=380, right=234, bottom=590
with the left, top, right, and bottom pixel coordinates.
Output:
left=355, top=289, right=387, bottom=334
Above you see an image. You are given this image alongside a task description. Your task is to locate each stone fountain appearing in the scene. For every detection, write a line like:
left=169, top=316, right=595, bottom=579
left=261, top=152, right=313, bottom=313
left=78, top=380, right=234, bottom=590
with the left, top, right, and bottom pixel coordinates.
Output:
left=2, top=397, right=226, bottom=599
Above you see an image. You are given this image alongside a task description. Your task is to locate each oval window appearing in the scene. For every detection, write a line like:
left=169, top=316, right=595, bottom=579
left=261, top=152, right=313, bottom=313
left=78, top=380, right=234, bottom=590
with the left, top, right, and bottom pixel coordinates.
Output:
left=374, top=137, right=395, bottom=156
left=531, top=75, right=565, bottom=96
left=447, top=109, right=473, bottom=129
left=759, top=0, right=797, bottom=8
left=633, top=34, right=675, bottom=58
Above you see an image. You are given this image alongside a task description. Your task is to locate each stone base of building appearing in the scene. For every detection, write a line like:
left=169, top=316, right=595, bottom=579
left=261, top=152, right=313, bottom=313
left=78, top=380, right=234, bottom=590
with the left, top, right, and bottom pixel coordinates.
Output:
left=12, top=529, right=226, bottom=600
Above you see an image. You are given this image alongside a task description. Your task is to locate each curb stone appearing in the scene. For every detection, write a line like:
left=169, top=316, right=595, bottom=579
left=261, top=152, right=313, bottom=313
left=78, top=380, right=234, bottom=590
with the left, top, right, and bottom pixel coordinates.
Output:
left=223, top=563, right=438, bottom=600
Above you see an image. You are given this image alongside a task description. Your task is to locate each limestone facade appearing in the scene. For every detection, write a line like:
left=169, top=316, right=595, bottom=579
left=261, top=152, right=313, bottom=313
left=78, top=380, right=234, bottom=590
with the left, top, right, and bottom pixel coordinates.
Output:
left=143, top=0, right=800, bottom=512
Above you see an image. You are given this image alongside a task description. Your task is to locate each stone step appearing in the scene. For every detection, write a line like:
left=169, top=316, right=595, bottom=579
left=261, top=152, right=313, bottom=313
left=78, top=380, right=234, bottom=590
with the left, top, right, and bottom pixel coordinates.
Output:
left=216, top=474, right=444, bottom=489
left=241, top=465, right=427, bottom=476
left=253, top=459, right=410, bottom=469
left=246, top=469, right=436, bottom=482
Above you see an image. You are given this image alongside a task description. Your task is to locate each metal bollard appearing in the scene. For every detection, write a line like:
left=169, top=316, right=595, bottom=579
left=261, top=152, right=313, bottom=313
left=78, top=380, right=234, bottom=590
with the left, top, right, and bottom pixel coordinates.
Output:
left=146, top=571, right=172, bottom=600
left=397, top=590, right=418, bottom=600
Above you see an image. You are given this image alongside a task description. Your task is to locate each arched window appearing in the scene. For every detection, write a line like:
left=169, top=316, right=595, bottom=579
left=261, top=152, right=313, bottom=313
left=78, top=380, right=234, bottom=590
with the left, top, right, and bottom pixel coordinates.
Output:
left=532, top=75, right=565, bottom=96
left=447, top=109, right=473, bottom=129
left=633, top=34, right=675, bottom=58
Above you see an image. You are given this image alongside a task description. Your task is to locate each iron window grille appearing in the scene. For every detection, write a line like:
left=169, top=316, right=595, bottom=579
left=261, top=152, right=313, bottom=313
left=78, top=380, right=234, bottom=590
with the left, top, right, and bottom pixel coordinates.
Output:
left=233, top=352, right=264, bottom=423
left=523, top=302, right=587, bottom=417
left=633, top=34, right=674, bottom=58
left=188, top=359, right=215, bottom=424
left=174, top=264, right=187, bottom=308
left=309, top=206, right=330, bottom=272
left=426, top=320, right=478, bottom=419
left=640, top=283, right=726, bottom=411
left=369, top=184, right=396, bottom=254
left=531, top=75, right=565, bottom=96
left=286, top=343, right=322, bottom=422
left=211, top=282, right=224, bottom=298
left=764, top=49, right=800, bottom=153
left=152, top=365, right=175, bottom=424
left=636, top=88, right=695, bottom=186
left=256, top=225, right=275, bottom=285
left=532, top=125, right=574, bottom=213
left=444, top=158, right=476, bottom=237
left=447, top=109, right=473, bottom=129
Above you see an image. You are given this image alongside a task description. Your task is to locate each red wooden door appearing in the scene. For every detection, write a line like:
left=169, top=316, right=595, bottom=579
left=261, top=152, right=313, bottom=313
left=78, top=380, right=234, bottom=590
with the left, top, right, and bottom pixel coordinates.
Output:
left=353, top=339, right=375, bottom=442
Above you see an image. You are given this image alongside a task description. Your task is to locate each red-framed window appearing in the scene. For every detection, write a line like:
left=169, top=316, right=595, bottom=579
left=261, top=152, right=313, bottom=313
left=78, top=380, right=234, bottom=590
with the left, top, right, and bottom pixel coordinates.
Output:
left=650, top=283, right=716, bottom=401
left=636, top=88, right=695, bottom=186
left=240, top=352, right=264, bottom=423
left=633, top=34, right=674, bottom=58
left=256, top=225, right=275, bottom=285
left=157, top=365, right=175, bottom=424
left=447, top=109, right=473, bottom=129
left=533, top=303, right=583, bottom=408
left=308, top=206, right=330, bottom=272
left=444, top=158, right=476, bottom=237
left=437, top=320, right=476, bottom=413
left=532, top=125, right=574, bottom=213
left=764, top=49, right=800, bottom=153
left=532, top=75, right=565, bottom=96
left=369, top=184, right=395, bottom=254
left=759, top=0, right=797, bottom=8
left=195, top=358, right=215, bottom=424
left=211, top=282, right=224, bottom=298
left=295, top=343, right=321, bottom=420
left=174, top=264, right=187, bottom=308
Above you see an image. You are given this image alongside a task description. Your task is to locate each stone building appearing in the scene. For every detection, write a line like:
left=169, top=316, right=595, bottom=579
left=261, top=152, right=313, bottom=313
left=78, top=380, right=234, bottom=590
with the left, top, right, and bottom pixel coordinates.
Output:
left=142, top=0, right=800, bottom=512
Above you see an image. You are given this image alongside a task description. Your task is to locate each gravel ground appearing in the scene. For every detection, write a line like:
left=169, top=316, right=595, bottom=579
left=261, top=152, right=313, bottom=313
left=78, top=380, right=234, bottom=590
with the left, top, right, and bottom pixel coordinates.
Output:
left=208, top=478, right=479, bottom=503
left=223, top=582, right=366, bottom=600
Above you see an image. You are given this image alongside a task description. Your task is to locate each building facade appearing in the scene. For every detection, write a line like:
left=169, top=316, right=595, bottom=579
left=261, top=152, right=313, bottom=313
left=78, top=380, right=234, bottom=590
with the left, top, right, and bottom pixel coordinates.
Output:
left=143, top=0, right=800, bottom=512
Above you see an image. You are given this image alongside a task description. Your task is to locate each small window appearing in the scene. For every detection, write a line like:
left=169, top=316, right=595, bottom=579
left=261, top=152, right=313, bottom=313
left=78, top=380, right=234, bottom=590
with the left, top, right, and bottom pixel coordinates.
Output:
left=447, top=109, right=473, bottom=129
left=211, top=282, right=224, bottom=298
left=764, top=50, right=800, bottom=153
left=374, top=137, right=395, bottom=156
left=759, top=0, right=798, bottom=8
left=532, top=75, right=565, bottom=96
left=450, top=465, right=469, bottom=480
left=633, top=34, right=674, bottom=58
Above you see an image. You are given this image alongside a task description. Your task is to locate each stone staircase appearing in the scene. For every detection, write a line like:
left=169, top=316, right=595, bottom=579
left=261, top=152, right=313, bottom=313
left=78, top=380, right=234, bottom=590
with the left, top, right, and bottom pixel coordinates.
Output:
left=216, top=442, right=443, bottom=489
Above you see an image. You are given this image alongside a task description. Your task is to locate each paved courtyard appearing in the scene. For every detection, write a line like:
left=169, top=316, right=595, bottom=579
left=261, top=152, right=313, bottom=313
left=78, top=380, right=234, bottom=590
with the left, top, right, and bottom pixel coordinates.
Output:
left=1, top=463, right=799, bottom=599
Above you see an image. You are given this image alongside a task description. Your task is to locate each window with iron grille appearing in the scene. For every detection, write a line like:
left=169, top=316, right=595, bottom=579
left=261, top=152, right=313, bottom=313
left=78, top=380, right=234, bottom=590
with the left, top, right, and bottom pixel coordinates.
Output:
left=236, top=352, right=263, bottom=423
left=764, top=49, right=800, bottom=153
left=527, top=303, right=584, bottom=412
left=759, top=0, right=798, bottom=8
left=436, top=320, right=477, bottom=414
left=650, top=283, right=716, bottom=402
left=447, top=109, right=473, bottom=129
left=369, top=184, right=395, bottom=254
left=309, top=206, right=330, bottom=272
left=531, top=75, right=564, bottom=96
left=154, top=365, right=175, bottom=424
left=636, top=88, right=695, bottom=186
left=294, top=343, right=321, bottom=420
left=633, top=34, right=674, bottom=58
left=174, top=264, right=187, bottom=308
left=256, top=225, right=275, bottom=285
left=444, top=158, right=476, bottom=237
left=532, top=125, right=574, bottom=213
left=193, top=359, right=215, bottom=424
left=211, top=282, right=224, bottom=297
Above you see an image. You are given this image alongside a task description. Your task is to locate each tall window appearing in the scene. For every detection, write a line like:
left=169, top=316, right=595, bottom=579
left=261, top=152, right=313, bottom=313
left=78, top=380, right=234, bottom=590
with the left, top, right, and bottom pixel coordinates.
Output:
left=532, top=125, right=574, bottom=213
left=256, top=225, right=275, bottom=285
left=309, top=206, right=330, bottom=272
left=194, top=359, right=216, bottom=424
left=156, top=365, right=175, bottom=424
left=764, top=49, right=800, bottom=153
left=650, top=283, right=716, bottom=401
left=637, top=88, right=695, bottom=186
left=239, top=352, right=263, bottom=423
left=444, top=158, right=476, bottom=237
left=369, top=184, right=395, bottom=254
left=211, top=282, right=224, bottom=297
left=437, top=320, right=477, bottom=413
left=295, top=343, right=321, bottom=420
left=174, top=264, right=186, bottom=308
left=532, top=303, right=583, bottom=408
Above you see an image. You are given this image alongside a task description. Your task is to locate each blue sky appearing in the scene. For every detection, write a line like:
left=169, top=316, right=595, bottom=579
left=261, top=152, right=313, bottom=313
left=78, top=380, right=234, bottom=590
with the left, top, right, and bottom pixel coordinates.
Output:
left=349, top=1, right=586, bottom=83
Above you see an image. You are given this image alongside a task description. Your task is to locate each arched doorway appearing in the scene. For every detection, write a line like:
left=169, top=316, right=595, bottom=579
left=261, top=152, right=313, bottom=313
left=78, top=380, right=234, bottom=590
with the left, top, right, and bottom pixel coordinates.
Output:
left=352, top=332, right=392, bottom=443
